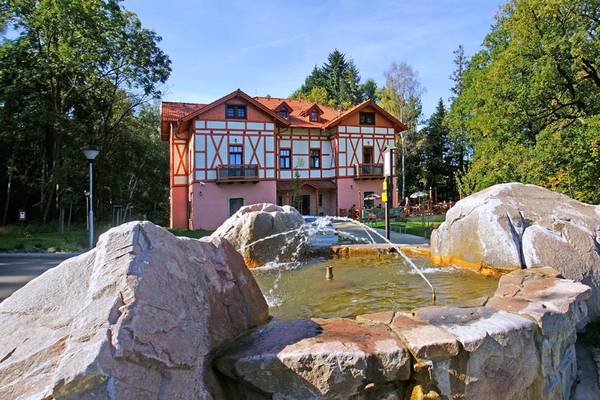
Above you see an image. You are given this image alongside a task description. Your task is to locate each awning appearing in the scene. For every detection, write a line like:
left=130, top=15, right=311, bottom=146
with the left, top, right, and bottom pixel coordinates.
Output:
left=277, top=179, right=337, bottom=191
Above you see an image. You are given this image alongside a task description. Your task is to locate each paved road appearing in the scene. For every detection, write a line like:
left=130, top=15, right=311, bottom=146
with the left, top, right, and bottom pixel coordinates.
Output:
left=0, top=253, right=76, bottom=301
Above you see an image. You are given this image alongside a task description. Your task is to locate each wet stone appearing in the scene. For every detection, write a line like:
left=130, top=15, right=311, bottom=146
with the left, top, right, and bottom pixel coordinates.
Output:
left=216, top=317, right=411, bottom=399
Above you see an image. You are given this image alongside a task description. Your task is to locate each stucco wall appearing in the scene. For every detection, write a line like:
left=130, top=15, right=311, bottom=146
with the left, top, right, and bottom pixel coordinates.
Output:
left=191, top=181, right=277, bottom=230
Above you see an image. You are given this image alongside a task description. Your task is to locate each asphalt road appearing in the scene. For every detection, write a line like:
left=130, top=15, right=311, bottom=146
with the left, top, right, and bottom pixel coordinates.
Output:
left=0, top=253, right=75, bottom=301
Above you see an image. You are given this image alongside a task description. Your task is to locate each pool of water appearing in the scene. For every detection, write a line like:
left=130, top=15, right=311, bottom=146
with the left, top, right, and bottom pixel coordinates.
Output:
left=252, top=255, right=499, bottom=320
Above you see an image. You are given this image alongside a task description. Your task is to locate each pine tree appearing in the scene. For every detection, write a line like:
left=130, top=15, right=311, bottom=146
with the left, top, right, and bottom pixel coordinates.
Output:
left=421, top=99, right=455, bottom=200
left=291, top=49, right=372, bottom=109
left=447, top=45, right=471, bottom=172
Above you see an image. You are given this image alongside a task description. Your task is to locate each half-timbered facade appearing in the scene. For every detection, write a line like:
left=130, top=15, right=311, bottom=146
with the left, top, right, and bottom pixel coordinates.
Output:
left=162, top=89, right=405, bottom=230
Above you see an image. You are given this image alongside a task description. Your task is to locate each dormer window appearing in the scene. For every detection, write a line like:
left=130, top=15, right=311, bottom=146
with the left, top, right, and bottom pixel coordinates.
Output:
left=276, top=101, right=292, bottom=119
left=310, top=109, right=319, bottom=122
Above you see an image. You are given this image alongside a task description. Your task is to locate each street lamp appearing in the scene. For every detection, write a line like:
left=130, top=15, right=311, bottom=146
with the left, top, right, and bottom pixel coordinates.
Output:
left=83, top=145, right=99, bottom=249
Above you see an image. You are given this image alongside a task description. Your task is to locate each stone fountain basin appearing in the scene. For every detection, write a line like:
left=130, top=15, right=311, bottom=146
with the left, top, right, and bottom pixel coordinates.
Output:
left=251, top=253, right=500, bottom=321
left=217, top=267, right=591, bottom=399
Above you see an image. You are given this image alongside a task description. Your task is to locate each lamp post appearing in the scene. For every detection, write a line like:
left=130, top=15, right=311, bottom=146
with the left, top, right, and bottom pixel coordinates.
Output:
left=83, top=146, right=99, bottom=249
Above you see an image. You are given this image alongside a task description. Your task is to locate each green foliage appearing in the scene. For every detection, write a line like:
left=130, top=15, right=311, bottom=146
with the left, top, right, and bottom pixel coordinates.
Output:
left=420, top=99, right=456, bottom=199
left=448, top=0, right=600, bottom=203
left=0, top=0, right=171, bottom=226
left=292, top=49, right=377, bottom=109
left=376, top=61, right=425, bottom=200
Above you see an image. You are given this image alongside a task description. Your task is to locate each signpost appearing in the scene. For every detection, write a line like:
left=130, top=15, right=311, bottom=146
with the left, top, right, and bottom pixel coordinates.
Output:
left=18, top=209, right=26, bottom=235
left=383, top=147, right=394, bottom=240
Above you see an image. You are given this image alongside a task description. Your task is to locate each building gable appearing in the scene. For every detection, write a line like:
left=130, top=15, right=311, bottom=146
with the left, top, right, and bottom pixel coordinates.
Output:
left=325, top=100, right=407, bottom=132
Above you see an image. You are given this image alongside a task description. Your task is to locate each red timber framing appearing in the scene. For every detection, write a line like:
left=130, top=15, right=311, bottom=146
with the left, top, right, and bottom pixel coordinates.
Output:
left=162, top=91, right=408, bottom=228
left=335, top=130, right=396, bottom=178
left=192, top=121, right=277, bottom=184
left=170, top=126, right=189, bottom=187
left=276, top=127, right=335, bottom=180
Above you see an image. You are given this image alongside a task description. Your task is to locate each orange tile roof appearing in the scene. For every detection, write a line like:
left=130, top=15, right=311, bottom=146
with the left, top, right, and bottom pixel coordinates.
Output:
left=160, top=91, right=406, bottom=141
left=253, top=97, right=343, bottom=128
left=162, top=101, right=206, bottom=121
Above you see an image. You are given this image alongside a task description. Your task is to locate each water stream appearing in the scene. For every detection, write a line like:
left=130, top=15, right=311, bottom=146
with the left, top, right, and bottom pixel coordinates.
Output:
left=242, top=215, right=436, bottom=300
left=241, top=215, right=499, bottom=320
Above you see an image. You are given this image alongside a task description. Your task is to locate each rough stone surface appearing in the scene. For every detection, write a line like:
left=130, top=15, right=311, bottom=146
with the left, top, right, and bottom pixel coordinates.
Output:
left=408, top=306, right=539, bottom=400
left=216, top=317, right=411, bottom=399
left=0, top=221, right=268, bottom=399
left=217, top=267, right=591, bottom=399
left=489, top=268, right=591, bottom=399
left=430, top=183, right=600, bottom=317
left=210, top=203, right=305, bottom=268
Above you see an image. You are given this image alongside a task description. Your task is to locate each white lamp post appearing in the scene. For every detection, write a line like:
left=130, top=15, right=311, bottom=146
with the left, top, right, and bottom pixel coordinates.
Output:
left=83, top=145, right=99, bottom=249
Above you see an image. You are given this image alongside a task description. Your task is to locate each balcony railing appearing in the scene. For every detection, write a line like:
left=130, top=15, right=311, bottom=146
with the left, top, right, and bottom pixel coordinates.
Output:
left=354, top=163, right=384, bottom=179
left=216, top=164, right=259, bottom=183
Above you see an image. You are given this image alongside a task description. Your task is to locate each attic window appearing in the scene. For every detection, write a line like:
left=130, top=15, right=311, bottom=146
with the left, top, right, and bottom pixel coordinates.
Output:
left=310, top=109, right=319, bottom=122
left=359, top=112, right=375, bottom=125
left=278, top=108, right=289, bottom=119
left=225, top=104, right=247, bottom=119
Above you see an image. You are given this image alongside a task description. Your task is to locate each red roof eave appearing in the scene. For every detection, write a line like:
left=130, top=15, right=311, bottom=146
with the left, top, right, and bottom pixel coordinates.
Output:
left=176, top=89, right=289, bottom=134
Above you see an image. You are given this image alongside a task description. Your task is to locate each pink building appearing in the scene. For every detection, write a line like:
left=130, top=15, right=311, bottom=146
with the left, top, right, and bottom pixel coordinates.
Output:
left=161, top=89, right=405, bottom=230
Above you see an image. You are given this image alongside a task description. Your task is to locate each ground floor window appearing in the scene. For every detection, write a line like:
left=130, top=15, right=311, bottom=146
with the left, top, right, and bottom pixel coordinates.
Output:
left=229, top=197, right=244, bottom=216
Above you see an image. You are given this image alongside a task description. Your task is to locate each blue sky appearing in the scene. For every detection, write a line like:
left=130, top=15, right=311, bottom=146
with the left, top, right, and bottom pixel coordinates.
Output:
left=125, top=0, right=505, bottom=119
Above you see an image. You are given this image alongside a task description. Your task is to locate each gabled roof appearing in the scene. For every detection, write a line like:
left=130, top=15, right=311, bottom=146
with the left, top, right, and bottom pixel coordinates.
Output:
left=275, top=100, right=293, bottom=112
left=323, top=99, right=408, bottom=132
left=160, top=93, right=407, bottom=140
left=177, top=89, right=289, bottom=134
left=254, top=97, right=341, bottom=128
left=299, top=103, right=324, bottom=117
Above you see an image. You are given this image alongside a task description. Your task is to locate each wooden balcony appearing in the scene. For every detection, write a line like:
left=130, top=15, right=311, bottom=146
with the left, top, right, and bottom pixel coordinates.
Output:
left=216, top=164, right=259, bottom=183
left=354, top=163, right=384, bottom=180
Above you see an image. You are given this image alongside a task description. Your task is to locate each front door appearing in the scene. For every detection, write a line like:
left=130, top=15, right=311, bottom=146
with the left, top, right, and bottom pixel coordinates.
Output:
left=294, top=195, right=311, bottom=215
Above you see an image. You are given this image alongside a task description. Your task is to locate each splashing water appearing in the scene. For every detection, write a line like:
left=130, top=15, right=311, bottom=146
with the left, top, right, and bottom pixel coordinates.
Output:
left=242, top=215, right=437, bottom=304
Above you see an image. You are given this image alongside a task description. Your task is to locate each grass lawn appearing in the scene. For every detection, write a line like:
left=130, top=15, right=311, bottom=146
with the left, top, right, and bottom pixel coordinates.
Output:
left=366, top=214, right=447, bottom=238
left=0, top=222, right=212, bottom=253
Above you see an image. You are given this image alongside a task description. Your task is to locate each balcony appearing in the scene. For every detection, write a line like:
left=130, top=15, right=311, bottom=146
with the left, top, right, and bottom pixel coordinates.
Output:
left=216, top=164, right=260, bottom=183
left=354, top=163, right=384, bottom=180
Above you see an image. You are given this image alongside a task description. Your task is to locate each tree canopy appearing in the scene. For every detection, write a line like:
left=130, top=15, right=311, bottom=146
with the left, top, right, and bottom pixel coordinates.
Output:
left=0, top=0, right=171, bottom=225
left=448, top=0, right=600, bottom=203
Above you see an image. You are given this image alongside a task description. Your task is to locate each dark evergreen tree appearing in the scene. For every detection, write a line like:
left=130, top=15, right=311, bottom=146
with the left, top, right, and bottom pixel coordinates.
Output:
left=420, top=99, right=455, bottom=200
left=292, top=49, right=373, bottom=109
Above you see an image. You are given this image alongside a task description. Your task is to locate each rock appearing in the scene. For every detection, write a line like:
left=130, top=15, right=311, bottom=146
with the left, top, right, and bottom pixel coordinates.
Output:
left=430, top=183, right=600, bottom=317
left=488, top=267, right=591, bottom=399
left=0, top=221, right=268, bottom=399
left=216, top=317, right=412, bottom=399
left=210, top=203, right=306, bottom=268
left=391, top=307, right=539, bottom=400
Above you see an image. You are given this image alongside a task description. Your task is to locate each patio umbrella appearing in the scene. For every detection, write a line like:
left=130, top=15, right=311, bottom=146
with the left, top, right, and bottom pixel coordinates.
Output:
left=409, top=191, right=428, bottom=199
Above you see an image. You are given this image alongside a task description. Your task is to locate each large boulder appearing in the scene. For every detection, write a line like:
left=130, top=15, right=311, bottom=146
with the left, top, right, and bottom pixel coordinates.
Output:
left=0, top=221, right=268, bottom=399
left=431, top=183, right=600, bottom=316
left=210, top=203, right=306, bottom=268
